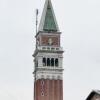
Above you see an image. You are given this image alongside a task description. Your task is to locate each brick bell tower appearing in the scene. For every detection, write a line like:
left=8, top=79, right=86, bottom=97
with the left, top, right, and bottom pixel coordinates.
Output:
left=33, top=0, right=64, bottom=100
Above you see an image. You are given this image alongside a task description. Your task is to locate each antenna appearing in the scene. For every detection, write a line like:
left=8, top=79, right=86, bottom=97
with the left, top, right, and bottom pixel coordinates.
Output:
left=36, top=9, right=38, bottom=34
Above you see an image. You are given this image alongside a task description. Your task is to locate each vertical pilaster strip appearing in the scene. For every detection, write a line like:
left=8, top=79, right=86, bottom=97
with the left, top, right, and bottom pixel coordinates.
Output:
left=57, top=80, right=60, bottom=100
left=54, top=80, right=57, bottom=100
left=49, top=79, right=52, bottom=100
left=60, top=80, right=63, bottom=100
left=52, top=80, right=54, bottom=100
left=34, top=81, right=36, bottom=100
left=47, top=79, right=50, bottom=100
left=45, top=79, right=47, bottom=100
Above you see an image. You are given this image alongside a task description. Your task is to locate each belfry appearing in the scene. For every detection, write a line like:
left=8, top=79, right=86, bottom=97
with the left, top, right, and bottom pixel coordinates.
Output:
left=33, top=0, right=64, bottom=100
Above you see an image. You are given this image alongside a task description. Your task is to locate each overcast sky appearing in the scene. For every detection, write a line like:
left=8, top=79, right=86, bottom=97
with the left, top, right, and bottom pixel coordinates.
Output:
left=0, top=0, right=100, bottom=100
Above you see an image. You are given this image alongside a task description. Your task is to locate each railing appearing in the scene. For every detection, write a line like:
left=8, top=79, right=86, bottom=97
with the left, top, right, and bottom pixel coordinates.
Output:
left=37, top=46, right=63, bottom=51
left=35, top=66, right=64, bottom=71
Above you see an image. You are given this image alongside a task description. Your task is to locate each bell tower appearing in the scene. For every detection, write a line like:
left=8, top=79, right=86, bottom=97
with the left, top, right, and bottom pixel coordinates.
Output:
left=33, top=0, right=64, bottom=100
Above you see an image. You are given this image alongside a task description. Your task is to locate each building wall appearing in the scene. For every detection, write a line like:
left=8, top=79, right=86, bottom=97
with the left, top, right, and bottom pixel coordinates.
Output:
left=34, top=79, right=63, bottom=100
left=41, top=35, right=60, bottom=46
left=91, top=94, right=100, bottom=100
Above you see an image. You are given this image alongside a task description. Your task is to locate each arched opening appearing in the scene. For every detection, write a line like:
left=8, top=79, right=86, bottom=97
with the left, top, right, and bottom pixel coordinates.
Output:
left=47, top=58, right=50, bottom=66
left=51, top=58, right=54, bottom=67
left=55, top=58, right=58, bottom=67
left=43, top=58, right=46, bottom=66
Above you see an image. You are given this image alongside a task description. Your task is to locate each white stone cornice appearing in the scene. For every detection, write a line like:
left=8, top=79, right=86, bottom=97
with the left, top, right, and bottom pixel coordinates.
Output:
left=34, top=72, right=63, bottom=80
left=34, top=67, right=63, bottom=80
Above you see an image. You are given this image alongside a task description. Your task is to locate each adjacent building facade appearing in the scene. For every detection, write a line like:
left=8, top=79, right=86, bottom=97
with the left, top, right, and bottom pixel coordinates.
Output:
left=33, top=0, right=64, bottom=100
left=86, top=90, right=100, bottom=100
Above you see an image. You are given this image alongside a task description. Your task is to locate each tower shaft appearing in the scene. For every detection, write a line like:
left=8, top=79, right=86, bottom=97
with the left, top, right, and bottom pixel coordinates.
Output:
left=33, top=0, right=64, bottom=100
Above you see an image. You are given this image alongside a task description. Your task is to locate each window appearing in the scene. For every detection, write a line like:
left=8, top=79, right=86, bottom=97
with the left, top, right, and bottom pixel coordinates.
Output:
left=43, top=58, right=46, bottom=66
left=47, top=58, right=50, bottom=66
left=55, top=58, right=59, bottom=67
left=51, top=58, right=54, bottom=67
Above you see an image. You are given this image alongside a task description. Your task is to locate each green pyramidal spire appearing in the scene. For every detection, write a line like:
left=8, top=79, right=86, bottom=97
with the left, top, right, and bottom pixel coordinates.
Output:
left=43, top=1, right=57, bottom=31
left=38, top=0, right=59, bottom=32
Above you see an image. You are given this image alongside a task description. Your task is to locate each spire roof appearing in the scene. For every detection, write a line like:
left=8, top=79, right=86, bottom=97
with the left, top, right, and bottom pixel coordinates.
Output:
left=38, top=0, right=59, bottom=32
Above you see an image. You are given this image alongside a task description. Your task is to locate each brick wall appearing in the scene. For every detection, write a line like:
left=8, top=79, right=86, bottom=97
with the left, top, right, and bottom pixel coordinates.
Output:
left=41, top=35, right=60, bottom=46
left=34, top=79, right=63, bottom=100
